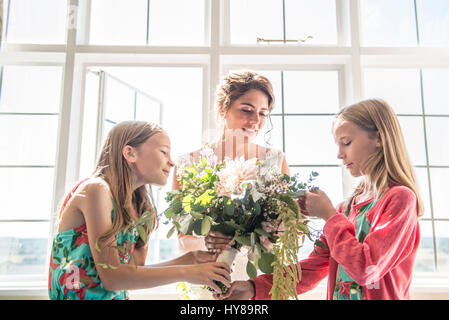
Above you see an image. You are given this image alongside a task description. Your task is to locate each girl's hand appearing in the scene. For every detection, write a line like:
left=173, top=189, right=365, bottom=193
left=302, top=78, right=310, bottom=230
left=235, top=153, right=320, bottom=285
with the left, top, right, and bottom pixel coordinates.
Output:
left=189, top=250, right=217, bottom=264
left=185, top=262, right=231, bottom=293
left=297, top=195, right=309, bottom=216
left=204, top=231, right=233, bottom=254
left=304, top=189, right=336, bottom=221
left=214, top=281, right=254, bottom=300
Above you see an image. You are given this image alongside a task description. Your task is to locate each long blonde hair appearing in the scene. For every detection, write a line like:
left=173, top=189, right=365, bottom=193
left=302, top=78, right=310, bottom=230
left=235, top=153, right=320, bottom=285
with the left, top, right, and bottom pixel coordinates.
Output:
left=94, top=121, right=162, bottom=245
left=335, top=99, right=424, bottom=217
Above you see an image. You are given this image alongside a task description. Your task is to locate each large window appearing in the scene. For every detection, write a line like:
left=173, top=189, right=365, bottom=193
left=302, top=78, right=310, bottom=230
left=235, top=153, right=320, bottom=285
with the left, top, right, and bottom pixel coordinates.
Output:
left=0, top=65, right=62, bottom=278
left=1, top=0, right=449, bottom=296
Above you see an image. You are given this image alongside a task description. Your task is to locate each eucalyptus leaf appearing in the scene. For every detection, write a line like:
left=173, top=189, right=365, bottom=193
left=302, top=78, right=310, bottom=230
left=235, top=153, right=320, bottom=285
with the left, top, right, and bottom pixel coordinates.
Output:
left=166, top=226, right=176, bottom=239
left=250, top=232, right=256, bottom=251
left=193, top=219, right=203, bottom=236
left=254, top=228, right=271, bottom=238
left=234, top=235, right=251, bottom=246
left=224, top=201, right=234, bottom=216
left=246, top=261, right=258, bottom=279
left=253, top=201, right=261, bottom=216
left=224, top=221, right=245, bottom=232
left=137, top=225, right=147, bottom=243
left=201, top=217, right=211, bottom=235
left=258, top=252, right=275, bottom=274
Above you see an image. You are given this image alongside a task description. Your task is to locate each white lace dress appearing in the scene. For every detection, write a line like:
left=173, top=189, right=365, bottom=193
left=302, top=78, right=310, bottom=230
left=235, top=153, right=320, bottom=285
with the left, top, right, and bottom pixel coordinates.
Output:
left=176, top=145, right=285, bottom=294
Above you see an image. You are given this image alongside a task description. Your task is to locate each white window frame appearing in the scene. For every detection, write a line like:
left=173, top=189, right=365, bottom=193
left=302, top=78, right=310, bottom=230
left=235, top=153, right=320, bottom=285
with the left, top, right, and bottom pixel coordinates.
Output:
left=1, top=0, right=449, bottom=298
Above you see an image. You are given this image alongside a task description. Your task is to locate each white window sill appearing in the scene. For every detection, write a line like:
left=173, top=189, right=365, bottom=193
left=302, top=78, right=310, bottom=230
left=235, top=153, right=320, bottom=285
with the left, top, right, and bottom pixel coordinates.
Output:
left=1, top=277, right=449, bottom=300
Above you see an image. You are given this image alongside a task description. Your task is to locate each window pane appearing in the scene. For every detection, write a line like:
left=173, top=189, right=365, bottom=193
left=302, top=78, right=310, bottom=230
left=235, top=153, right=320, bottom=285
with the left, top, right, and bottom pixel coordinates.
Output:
left=101, top=67, right=203, bottom=158
left=0, top=222, right=49, bottom=276
left=290, top=166, right=343, bottom=207
left=79, top=72, right=100, bottom=179
left=147, top=0, right=206, bottom=46
left=360, top=0, right=417, bottom=46
left=435, top=222, right=449, bottom=274
left=422, top=69, right=449, bottom=115
left=363, top=69, right=422, bottom=114
left=103, top=77, right=136, bottom=123
left=0, top=115, right=58, bottom=166
left=397, top=116, right=427, bottom=166
left=102, top=120, right=116, bottom=147
left=429, top=168, right=449, bottom=219
left=230, top=0, right=283, bottom=44
left=416, top=0, right=449, bottom=46
left=0, top=168, right=54, bottom=221
left=89, top=0, right=206, bottom=46
left=0, top=66, right=62, bottom=114
left=414, top=168, right=432, bottom=220
left=284, top=116, right=338, bottom=165
left=6, top=0, right=67, bottom=44
left=283, top=71, right=340, bottom=114
left=426, top=118, right=449, bottom=166
left=297, top=218, right=325, bottom=261
left=89, top=0, right=148, bottom=45
left=414, top=221, right=435, bottom=273
left=135, top=95, right=161, bottom=124
left=285, top=0, right=337, bottom=45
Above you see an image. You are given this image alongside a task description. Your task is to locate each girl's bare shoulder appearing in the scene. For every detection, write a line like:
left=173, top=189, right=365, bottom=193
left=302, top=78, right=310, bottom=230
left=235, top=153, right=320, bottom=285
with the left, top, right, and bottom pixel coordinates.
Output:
left=74, top=177, right=112, bottom=207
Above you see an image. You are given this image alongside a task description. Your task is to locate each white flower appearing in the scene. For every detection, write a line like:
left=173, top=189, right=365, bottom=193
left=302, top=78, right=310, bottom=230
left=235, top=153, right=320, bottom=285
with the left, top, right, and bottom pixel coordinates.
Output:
left=251, top=189, right=265, bottom=202
left=215, top=157, right=258, bottom=197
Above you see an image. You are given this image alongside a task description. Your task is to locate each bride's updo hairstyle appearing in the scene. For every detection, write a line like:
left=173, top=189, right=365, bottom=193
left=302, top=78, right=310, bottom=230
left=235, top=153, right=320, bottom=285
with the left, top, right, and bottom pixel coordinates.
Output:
left=214, top=70, right=275, bottom=122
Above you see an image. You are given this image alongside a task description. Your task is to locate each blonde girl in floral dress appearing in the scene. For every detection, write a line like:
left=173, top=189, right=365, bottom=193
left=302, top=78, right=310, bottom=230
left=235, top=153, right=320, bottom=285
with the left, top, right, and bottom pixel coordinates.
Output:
left=48, top=121, right=231, bottom=300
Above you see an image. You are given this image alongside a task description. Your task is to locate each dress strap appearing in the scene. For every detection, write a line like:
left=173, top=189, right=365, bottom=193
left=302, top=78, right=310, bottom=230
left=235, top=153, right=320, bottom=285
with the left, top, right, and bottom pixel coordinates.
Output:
left=59, top=178, right=90, bottom=218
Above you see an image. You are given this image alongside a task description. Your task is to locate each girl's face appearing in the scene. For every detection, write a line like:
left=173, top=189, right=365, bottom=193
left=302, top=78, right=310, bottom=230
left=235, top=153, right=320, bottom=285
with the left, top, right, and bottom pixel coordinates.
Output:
left=334, top=120, right=381, bottom=177
left=126, top=131, right=174, bottom=187
left=223, top=89, right=270, bottom=140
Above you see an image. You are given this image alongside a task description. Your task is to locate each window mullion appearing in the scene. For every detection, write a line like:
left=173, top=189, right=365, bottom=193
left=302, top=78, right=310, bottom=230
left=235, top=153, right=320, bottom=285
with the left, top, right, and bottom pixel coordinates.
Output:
left=49, top=0, right=79, bottom=252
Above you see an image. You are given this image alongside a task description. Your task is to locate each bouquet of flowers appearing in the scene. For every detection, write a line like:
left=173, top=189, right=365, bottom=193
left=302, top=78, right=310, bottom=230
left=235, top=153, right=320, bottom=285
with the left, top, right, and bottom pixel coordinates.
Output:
left=164, top=146, right=321, bottom=300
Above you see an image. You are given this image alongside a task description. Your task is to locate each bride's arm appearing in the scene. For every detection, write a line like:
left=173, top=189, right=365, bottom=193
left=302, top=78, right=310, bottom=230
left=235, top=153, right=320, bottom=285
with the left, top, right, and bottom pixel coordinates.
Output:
left=281, top=156, right=290, bottom=175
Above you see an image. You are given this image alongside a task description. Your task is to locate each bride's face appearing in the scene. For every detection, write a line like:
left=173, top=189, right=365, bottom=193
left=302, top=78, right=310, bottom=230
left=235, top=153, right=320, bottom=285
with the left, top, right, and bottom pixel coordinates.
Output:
left=223, top=89, right=270, bottom=140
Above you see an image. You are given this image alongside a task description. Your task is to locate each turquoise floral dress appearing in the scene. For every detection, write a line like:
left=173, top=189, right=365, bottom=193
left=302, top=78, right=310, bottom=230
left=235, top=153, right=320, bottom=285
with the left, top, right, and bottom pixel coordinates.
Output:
left=48, top=180, right=140, bottom=300
left=333, top=199, right=375, bottom=300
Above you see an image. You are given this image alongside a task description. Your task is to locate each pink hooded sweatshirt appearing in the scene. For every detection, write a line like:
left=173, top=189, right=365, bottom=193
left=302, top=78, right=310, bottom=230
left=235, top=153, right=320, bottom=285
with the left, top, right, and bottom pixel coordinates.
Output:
left=251, top=185, right=421, bottom=300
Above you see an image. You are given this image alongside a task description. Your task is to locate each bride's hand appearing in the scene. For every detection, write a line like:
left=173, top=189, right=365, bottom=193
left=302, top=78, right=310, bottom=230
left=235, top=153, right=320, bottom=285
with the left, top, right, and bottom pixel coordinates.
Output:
left=205, top=231, right=233, bottom=254
left=213, top=281, right=255, bottom=300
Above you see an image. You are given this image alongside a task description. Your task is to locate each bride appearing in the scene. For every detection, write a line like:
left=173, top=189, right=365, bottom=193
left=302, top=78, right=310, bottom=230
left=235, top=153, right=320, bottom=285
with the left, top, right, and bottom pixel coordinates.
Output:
left=172, top=70, right=290, bottom=296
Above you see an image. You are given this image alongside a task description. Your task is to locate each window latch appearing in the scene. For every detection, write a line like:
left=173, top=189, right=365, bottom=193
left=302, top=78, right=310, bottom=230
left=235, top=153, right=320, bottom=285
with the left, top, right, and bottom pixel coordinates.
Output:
left=256, top=36, right=313, bottom=44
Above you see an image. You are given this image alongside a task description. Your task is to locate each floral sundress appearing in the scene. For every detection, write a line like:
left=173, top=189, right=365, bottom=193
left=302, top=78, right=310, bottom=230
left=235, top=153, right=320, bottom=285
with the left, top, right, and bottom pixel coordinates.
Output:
left=48, top=180, right=140, bottom=300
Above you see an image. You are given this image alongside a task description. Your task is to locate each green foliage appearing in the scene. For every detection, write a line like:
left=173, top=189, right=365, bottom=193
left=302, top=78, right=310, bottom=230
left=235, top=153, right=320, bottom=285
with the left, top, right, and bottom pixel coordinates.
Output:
left=246, top=261, right=258, bottom=279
